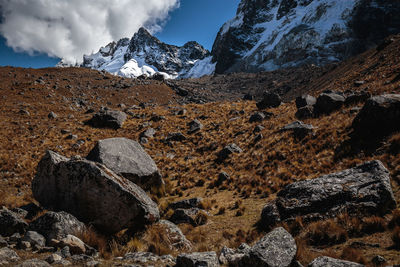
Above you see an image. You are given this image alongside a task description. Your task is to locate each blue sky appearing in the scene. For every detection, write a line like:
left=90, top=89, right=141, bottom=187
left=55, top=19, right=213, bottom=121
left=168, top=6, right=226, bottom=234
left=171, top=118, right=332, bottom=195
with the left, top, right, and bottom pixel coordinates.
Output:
left=0, top=0, right=240, bottom=68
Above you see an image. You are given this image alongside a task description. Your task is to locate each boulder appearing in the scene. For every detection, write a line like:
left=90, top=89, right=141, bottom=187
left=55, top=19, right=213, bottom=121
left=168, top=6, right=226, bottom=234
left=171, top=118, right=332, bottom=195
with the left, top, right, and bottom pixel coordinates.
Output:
left=123, top=252, right=175, bottom=266
left=239, top=227, right=296, bottom=267
left=16, top=259, right=51, bottom=267
left=188, top=119, right=203, bottom=134
left=140, top=128, right=156, bottom=138
left=58, top=235, right=86, bottom=255
left=352, top=94, right=400, bottom=140
left=86, top=109, right=127, bottom=129
left=0, top=247, right=19, bottom=263
left=344, top=91, right=371, bottom=105
left=280, top=121, right=314, bottom=139
left=0, top=207, right=28, bottom=236
left=315, top=93, right=345, bottom=114
left=295, top=106, right=314, bottom=119
left=261, top=161, right=396, bottom=226
left=87, top=138, right=163, bottom=190
left=45, top=254, right=62, bottom=264
left=219, top=244, right=250, bottom=266
left=154, top=220, right=192, bottom=251
left=217, top=144, right=242, bottom=162
left=22, top=231, right=46, bottom=247
left=0, top=236, right=7, bottom=248
left=256, top=92, right=282, bottom=109
left=249, top=112, right=266, bottom=123
left=308, top=256, right=364, bottom=267
left=29, top=211, right=85, bottom=242
left=169, top=208, right=206, bottom=226
left=296, top=95, right=316, bottom=109
left=169, top=198, right=203, bottom=210
left=32, top=151, right=160, bottom=234
left=176, top=252, right=219, bottom=267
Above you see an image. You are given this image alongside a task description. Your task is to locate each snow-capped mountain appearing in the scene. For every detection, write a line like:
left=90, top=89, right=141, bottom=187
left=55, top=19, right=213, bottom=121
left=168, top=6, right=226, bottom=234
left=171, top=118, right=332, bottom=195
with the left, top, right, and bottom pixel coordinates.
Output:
left=212, top=0, right=400, bottom=73
left=81, top=28, right=214, bottom=79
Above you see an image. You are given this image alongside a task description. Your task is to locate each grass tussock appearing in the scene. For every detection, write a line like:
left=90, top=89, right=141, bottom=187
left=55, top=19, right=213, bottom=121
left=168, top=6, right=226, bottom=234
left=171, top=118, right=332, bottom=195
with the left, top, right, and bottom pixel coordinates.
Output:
left=305, top=219, right=347, bottom=246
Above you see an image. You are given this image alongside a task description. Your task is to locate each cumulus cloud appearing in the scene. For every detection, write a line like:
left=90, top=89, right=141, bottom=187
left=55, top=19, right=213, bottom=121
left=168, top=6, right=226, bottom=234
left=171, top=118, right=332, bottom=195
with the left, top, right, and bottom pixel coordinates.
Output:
left=0, top=0, right=179, bottom=63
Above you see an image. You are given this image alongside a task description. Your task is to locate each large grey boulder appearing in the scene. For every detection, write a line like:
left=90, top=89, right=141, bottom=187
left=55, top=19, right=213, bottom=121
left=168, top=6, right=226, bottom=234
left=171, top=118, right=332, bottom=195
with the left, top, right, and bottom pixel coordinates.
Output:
left=86, top=109, right=127, bottom=129
left=256, top=92, right=282, bottom=109
left=29, top=211, right=85, bottom=242
left=87, top=138, right=163, bottom=191
left=238, top=227, right=296, bottom=267
left=308, top=256, right=364, bottom=267
left=176, top=252, right=219, bottom=267
left=32, top=150, right=160, bottom=233
left=315, top=93, right=345, bottom=115
left=0, top=207, right=28, bottom=236
left=352, top=94, right=400, bottom=139
left=261, top=161, right=396, bottom=226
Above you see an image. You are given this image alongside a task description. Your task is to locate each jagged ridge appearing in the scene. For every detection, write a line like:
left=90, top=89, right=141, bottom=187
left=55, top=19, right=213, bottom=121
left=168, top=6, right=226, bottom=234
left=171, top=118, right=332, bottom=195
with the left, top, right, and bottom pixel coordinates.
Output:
left=82, top=28, right=215, bottom=79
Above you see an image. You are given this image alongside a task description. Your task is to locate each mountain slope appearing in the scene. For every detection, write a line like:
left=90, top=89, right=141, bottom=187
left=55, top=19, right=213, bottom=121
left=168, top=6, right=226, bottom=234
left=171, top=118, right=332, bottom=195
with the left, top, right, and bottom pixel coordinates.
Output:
left=212, top=0, right=400, bottom=73
left=82, top=28, right=214, bottom=79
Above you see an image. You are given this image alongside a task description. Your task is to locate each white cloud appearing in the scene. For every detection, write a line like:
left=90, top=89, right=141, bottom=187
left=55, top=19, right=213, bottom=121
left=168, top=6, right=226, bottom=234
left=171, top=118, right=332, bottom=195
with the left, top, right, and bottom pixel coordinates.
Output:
left=0, top=0, right=179, bottom=63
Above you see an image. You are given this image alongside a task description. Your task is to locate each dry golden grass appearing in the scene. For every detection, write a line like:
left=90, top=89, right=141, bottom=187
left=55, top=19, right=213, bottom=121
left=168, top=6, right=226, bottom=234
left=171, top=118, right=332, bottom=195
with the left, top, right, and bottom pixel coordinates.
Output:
left=305, top=219, right=348, bottom=246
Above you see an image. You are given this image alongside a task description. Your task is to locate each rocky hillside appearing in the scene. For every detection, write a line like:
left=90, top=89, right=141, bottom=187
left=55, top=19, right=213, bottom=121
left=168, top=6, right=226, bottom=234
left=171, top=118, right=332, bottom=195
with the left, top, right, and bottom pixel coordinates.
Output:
left=81, top=27, right=213, bottom=79
left=0, top=36, right=400, bottom=266
left=212, top=0, right=400, bottom=73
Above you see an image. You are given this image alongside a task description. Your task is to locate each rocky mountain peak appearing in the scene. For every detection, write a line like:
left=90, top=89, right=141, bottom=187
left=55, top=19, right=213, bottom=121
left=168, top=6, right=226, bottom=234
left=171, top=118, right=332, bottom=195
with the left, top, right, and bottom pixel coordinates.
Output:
left=212, top=0, right=400, bottom=74
left=82, top=27, right=213, bottom=79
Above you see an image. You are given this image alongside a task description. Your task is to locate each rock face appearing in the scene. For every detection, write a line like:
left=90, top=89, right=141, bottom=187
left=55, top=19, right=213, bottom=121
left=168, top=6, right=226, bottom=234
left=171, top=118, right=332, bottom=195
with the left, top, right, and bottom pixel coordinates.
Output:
left=32, top=150, right=160, bottom=233
left=239, top=227, right=297, bottom=267
left=86, top=109, right=127, bottom=129
left=308, top=256, right=364, bottom=267
left=176, top=252, right=219, bottom=267
left=29, top=211, right=85, bottom=242
left=87, top=138, right=163, bottom=190
left=82, top=27, right=213, bottom=79
left=261, top=161, right=396, bottom=226
left=352, top=94, right=400, bottom=140
left=0, top=207, right=28, bottom=236
left=212, top=0, right=400, bottom=74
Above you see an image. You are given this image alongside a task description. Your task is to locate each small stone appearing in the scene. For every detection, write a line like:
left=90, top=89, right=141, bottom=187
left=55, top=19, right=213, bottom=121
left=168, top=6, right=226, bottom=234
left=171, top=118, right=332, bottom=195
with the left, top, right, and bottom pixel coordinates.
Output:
left=46, top=253, right=62, bottom=264
left=253, top=125, right=264, bottom=133
left=188, top=119, right=203, bottom=133
left=371, top=255, right=386, bottom=265
left=249, top=112, right=266, bottom=123
left=217, top=143, right=242, bottom=162
left=18, top=241, right=31, bottom=250
left=166, top=132, right=187, bottom=142
left=48, top=112, right=58, bottom=119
